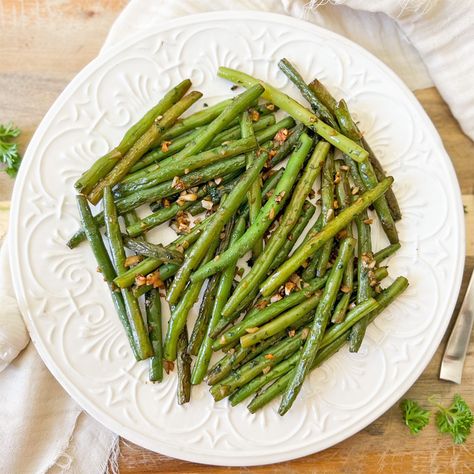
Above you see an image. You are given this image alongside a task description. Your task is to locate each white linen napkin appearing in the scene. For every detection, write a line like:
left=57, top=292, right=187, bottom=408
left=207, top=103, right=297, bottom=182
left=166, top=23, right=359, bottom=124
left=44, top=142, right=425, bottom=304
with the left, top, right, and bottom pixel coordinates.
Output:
left=0, top=241, right=28, bottom=372
left=0, top=237, right=118, bottom=474
left=1, top=1, right=472, bottom=472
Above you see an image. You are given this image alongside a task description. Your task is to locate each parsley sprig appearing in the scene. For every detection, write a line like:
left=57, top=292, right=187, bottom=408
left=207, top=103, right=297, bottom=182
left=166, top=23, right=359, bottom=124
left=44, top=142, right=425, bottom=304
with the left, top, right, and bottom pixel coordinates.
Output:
left=400, top=399, right=430, bottom=435
left=430, top=394, right=473, bottom=444
left=0, top=122, right=22, bottom=177
left=400, top=394, right=473, bottom=444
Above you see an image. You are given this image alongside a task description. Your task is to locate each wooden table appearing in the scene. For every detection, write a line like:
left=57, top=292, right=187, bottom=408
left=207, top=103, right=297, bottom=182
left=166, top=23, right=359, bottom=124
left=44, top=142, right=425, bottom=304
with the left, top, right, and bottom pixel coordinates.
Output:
left=1, top=2, right=473, bottom=472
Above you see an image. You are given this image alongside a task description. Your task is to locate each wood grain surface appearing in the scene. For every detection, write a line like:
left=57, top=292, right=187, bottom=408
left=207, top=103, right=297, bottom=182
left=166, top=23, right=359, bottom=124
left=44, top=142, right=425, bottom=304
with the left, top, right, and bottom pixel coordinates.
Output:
left=0, top=1, right=472, bottom=472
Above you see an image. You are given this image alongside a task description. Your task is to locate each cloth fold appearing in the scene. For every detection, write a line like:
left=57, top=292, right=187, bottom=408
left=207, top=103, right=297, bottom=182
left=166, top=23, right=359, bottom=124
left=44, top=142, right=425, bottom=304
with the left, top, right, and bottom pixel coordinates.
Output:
left=0, top=341, right=118, bottom=474
left=330, top=0, right=474, bottom=140
left=1, top=1, right=472, bottom=472
left=0, top=241, right=29, bottom=372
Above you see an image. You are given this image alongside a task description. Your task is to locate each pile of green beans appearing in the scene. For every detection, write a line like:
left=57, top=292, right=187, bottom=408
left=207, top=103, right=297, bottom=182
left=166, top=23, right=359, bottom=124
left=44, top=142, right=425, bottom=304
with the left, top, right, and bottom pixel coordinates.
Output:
left=69, top=61, right=407, bottom=413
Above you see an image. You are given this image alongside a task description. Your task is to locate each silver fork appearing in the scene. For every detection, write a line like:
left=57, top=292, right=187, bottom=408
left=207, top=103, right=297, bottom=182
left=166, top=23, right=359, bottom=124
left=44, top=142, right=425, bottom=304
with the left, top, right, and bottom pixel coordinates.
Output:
left=440, top=270, right=474, bottom=383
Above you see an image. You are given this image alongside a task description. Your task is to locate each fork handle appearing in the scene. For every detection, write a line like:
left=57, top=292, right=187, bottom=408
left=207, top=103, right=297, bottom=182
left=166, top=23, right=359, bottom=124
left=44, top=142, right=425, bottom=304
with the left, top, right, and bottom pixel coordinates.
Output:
left=440, top=270, right=474, bottom=383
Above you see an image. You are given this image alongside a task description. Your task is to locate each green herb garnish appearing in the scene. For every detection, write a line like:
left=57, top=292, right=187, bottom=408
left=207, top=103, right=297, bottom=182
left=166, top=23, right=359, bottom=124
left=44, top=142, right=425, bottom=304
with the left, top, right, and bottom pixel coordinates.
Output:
left=400, top=399, right=430, bottom=435
left=0, top=122, right=21, bottom=177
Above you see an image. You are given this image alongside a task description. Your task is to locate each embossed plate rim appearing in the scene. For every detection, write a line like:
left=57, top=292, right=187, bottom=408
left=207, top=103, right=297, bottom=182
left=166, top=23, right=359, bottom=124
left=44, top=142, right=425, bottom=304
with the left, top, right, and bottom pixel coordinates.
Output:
left=9, top=11, right=465, bottom=466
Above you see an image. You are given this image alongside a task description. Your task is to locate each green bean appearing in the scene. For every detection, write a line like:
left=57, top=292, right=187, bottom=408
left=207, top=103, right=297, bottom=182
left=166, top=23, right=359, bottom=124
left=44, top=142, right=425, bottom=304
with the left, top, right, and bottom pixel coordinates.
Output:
left=247, top=335, right=346, bottom=413
left=325, top=298, right=379, bottom=348
left=88, top=91, right=202, bottom=204
left=331, top=285, right=352, bottom=325
left=217, top=67, right=368, bottom=162
left=222, top=138, right=328, bottom=317
left=128, top=192, right=206, bottom=237
left=123, top=211, right=147, bottom=294
left=248, top=277, right=408, bottom=412
left=308, top=79, right=338, bottom=115
left=278, top=237, right=355, bottom=415
left=268, top=123, right=305, bottom=167
left=203, top=172, right=243, bottom=202
left=74, top=79, right=192, bottom=194
left=117, top=255, right=175, bottom=289
left=133, top=284, right=153, bottom=298
left=373, top=266, right=388, bottom=282
left=334, top=99, right=361, bottom=140
left=260, top=177, right=394, bottom=297
left=310, top=78, right=401, bottom=221
left=190, top=132, right=312, bottom=283
left=225, top=309, right=315, bottom=382
left=163, top=236, right=220, bottom=361
left=176, top=326, right=192, bottom=404
left=346, top=155, right=374, bottom=351
left=300, top=213, right=324, bottom=282
left=117, top=136, right=257, bottom=196
left=331, top=162, right=354, bottom=323
left=358, top=159, right=398, bottom=244
left=362, top=136, right=402, bottom=221
left=191, top=217, right=246, bottom=385
left=241, top=110, right=262, bottom=258
left=129, top=112, right=276, bottom=176
left=278, top=58, right=339, bottom=129
left=240, top=292, right=322, bottom=348
left=207, top=331, right=287, bottom=386
left=162, top=98, right=234, bottom=140
left=187, top=218, right=235, bottom=356
left=102, top=188, right=153, bottom=360
left=115, top=154, right=246, bottom=209
left=374, top=243, right=401, bottom=263
left=66, top=227, right=93, bottom=249
left=315, top=150, right=335, bottom=278
left=130, top=128, right=197, bottom=174
left=187, top=274, right=219, bottom=356
left=146, top=289, right=163, bottom=382
left=272, top=201, right=315, bottom=270
left=159, top=84, right=264, bottom=179
left=65, top=119, right=294, bottom=249
left=118, top=117, right=294, bottom=197
left=109, top=120, right=293, bottom=211
left=210, top=328, right=308, bottom=401
left=211, top=291, right=269, bottom=339
left=152, top=262, right=178, bottom=281
left=340, top=156, right=372, bottom=333
left=122, top=235, right=183, bottom=263
left=335, top=99, right=398, bottom=243
left=130, top=206, right=238, bottom=298
left=76, top=108, right=281, bottom=241
left=117, top=171, right=255, bottom=291
left=239, top=167, right=285, bottom=219
left=128, top=174, right=241, bottom=237
left=76, top=195, right=141, bottom=360
left=335, top=266, right=387, bottom=300
left=166, top=144, right=269, bottom=305
left=231, top=297, right=378, bottom=406
left=115, top=214, right=212, bottom=288
left=229, top=349, right=301, bottom=406
left=206, top=171, right=287, bottom=338
left=348, top=209, right=373, bottom=352
left=213, top=276, right=327, bottom=350
left=161, top=100, right=275, bottom=143
left=123, top=210, right=142, bottom=232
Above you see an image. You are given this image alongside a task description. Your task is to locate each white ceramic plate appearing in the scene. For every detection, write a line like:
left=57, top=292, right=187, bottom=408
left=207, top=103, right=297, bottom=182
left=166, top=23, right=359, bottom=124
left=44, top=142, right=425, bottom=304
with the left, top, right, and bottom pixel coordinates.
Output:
left=10, top=12, right=464, bottom=466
